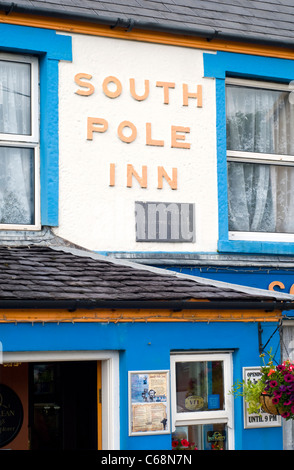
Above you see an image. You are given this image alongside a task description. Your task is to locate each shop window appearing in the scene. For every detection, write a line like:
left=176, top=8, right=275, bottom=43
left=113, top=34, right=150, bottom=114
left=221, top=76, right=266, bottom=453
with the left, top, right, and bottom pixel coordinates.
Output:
left=0, top=53, right=39, bottom=230
left=226, top=78, right=294, bottom=242
left=170, top=353, right=233, bottom=450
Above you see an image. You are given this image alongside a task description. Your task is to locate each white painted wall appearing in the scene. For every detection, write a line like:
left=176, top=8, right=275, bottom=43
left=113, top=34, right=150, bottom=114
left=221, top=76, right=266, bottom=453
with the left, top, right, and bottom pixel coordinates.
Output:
left=55, top=34, right=218, bottom=252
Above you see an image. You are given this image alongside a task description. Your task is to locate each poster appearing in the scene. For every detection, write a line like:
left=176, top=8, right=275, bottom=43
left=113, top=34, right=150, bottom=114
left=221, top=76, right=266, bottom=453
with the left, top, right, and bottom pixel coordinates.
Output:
left=243, top=367, right=281, bottom=429
left=128, top=370, right=170, bottom=435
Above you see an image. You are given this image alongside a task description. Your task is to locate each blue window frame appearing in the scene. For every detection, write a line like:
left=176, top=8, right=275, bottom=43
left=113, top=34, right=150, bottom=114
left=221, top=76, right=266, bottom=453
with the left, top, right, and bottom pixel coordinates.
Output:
left=0, top=23, right=72, bottom=227
left=203, top=51, right=294, bottom=255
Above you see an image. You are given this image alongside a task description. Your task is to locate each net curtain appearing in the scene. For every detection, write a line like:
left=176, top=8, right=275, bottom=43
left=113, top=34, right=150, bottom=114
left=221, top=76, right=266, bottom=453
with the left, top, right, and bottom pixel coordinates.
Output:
left=226, top=85, right=294, bottom=233
left=0, top=60, right=34, bottom=225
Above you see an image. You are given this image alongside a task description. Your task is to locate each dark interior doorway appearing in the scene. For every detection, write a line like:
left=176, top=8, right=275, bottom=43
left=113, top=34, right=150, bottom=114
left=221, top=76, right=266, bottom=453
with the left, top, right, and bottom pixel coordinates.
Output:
left=29, top=361, right=98, bottom=450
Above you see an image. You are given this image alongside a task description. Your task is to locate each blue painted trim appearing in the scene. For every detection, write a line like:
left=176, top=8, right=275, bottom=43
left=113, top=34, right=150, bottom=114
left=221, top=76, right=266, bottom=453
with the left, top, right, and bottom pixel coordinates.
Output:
left=204, top=51, right=294, bottom=82
left=0, top=23, right=72, bottom=226
left=203, top=51, right=294, bottom=255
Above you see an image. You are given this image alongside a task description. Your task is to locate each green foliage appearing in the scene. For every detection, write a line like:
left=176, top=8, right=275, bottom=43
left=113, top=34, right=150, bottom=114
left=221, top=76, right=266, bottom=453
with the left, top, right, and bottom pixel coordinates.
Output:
left=230, top=377, right=265, bottom=415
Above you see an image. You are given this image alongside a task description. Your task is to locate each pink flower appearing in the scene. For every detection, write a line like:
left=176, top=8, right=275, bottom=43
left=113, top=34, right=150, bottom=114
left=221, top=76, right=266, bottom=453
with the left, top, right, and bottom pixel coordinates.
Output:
left=270, top=380, right=278, bottom=387
left=272, top=397, right=280, bottom=404
left=284, top=400, right=292, bottom=406
left=284, top=374, right=294, bottom=383
left=281, top=412, right=291, bottom=418
left=273, top=390, right=282, bottom=398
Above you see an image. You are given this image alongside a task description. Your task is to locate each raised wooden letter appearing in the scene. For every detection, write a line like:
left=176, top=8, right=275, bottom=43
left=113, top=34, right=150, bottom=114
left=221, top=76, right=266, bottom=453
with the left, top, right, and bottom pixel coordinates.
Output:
left=109, top=163, right=115, bottom=186
left=156, top=81, right=175, bottom=104
left=130, top=78, right=150, bottom=101
left=171, top=126, right=191, bottom=149
left=157, top=166, right=177, bottom=190
left=183, top=84, right=202, bottom=107
left=146, top=123, right=164, bottom=147
left=127, top=165, right=147, bottom=188
left=118, top=121, right=137, bottom=143
left=87, top=117, right=108, bottom=140
left=74, top=73, right=95, bottom=96
left=103, top=76, right=122, bottom=98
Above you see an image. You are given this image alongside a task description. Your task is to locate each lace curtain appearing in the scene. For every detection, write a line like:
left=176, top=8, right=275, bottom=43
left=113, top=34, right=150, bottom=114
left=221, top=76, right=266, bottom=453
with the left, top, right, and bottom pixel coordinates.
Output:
left=226, top=85, right=294, bottom=233
left=0, top=60, right=34, bottom=225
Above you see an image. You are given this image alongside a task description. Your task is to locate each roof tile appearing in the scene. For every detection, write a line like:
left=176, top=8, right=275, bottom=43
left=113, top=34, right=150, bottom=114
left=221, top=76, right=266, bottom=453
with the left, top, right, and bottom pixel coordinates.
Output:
left=0, top=245, right=291, bottom=304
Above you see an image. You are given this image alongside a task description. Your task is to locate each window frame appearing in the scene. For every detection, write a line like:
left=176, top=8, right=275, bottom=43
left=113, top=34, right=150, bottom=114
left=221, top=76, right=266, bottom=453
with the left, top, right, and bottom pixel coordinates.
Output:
left=226, top=77, right=294, bottom=243
left=0, top=23, right=72, bottom=231
left=203, top=50, right=294, bottom=255
left=0, top=52, right=40, bottom=230
left=170, top=352, right=234, bottom=449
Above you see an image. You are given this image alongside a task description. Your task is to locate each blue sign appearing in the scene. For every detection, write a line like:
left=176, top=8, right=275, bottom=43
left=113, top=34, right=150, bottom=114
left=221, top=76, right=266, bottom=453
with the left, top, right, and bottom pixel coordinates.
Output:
left=208, top=394, right=220, bottom=409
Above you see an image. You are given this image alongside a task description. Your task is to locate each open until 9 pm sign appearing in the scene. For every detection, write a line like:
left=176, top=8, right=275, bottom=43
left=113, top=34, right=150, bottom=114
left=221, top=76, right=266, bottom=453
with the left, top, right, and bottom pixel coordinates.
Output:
left=242, top=367, right=282, bottom=429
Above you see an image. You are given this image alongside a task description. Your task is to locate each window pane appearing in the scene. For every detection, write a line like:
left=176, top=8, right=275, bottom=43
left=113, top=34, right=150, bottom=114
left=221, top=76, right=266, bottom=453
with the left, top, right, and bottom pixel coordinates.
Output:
left=226, top=85, right=294, bottom=155
left=228, top=161, right=294, bottom=233
left=0, top=60, right=31, bottom=135
left=0, top=146, right=34, bottom=225
left=175, top=361, right=224, bottom=413
left=172, top=423, right=227, bottom=450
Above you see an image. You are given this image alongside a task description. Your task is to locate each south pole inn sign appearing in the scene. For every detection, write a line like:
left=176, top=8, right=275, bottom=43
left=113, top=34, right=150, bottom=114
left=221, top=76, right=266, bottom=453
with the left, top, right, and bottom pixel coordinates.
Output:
left=74, top=73, right=202, bottom=242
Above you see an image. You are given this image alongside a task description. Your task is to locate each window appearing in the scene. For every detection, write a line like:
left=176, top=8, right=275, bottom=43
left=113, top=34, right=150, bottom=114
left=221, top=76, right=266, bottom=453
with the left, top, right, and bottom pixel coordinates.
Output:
left=170, top=353, right=233, bottom=450
left=0, top=53, right=39, bottom=229
left=226, top=78, right=294, bottom=242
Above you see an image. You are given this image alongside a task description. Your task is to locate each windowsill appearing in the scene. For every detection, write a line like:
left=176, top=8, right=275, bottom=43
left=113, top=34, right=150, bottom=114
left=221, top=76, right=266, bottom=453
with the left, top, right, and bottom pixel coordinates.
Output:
left=0, top=226, right=55, bottom=244
left=219, top=238, right=294, bottom=255
left=0, top=224, right=41, bottom=231
left=229, top=231, right=294, bottom=242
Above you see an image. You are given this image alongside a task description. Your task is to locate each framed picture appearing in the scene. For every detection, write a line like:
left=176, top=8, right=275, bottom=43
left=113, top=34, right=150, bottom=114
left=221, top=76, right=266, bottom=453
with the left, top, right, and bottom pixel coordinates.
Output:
left=128, top=370, right=170, bottom=436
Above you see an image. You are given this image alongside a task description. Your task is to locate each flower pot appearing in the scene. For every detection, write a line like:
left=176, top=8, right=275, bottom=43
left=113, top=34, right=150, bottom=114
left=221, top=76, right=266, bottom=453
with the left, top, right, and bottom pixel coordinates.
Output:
left=259, top=394, right=280, bottom=415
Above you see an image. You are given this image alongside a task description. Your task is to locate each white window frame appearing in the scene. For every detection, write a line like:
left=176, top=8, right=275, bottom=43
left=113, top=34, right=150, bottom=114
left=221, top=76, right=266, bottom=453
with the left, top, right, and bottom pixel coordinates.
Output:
left=170, top=352, right=234, bottom=450
left=0, top=53, right=40, bottom=231
left=226, top=77, right=294, bottom=243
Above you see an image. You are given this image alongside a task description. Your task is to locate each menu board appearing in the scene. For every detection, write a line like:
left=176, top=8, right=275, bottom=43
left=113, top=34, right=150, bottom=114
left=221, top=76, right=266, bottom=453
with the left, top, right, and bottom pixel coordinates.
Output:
left=129, top=370, right=170, bottom=435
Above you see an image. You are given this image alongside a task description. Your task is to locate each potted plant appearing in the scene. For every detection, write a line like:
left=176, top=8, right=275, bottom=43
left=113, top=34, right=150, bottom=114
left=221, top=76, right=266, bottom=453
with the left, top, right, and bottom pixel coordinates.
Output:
left=230, top=351, right=294, bottom=420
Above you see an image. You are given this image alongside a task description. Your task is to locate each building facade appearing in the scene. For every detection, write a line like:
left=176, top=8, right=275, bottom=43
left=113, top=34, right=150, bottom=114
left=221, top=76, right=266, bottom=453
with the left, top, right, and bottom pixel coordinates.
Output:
left=1, top=0, right=294, bottom=451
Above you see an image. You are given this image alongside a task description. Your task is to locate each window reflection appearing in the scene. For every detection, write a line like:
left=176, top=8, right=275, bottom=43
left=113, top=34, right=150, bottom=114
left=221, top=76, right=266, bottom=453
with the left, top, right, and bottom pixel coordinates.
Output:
left=172, top=423, right=227, bottom=450
left=175, top=361, right=224, bottom=413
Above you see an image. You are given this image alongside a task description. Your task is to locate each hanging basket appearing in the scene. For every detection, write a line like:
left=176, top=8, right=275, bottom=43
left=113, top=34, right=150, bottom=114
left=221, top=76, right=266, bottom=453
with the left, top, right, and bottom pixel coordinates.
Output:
left=259, top=394, right=280, bottom=415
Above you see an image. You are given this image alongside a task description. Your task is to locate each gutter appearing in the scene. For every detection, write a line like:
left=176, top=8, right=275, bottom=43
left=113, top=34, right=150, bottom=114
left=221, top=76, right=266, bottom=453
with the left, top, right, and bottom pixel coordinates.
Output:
left=1, top=1, right=294, bottom=49
left=0, top=299, right=293, bottom=311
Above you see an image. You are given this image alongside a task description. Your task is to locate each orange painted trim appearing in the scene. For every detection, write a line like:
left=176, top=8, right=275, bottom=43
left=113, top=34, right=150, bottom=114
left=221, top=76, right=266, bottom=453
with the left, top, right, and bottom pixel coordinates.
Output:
left=0, top=308, right=282, bottom=323
left=0, top=12, right=294, bottom=60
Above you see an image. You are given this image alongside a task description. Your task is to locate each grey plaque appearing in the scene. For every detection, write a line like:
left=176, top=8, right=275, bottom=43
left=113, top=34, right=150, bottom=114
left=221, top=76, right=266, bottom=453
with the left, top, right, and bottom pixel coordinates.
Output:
left=135, top=201, right=195, bottom=242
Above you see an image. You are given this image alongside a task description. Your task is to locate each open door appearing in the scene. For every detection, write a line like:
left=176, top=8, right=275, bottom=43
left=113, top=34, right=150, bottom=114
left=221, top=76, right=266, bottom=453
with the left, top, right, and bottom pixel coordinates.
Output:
left=29, top=361, right=101, bottom=450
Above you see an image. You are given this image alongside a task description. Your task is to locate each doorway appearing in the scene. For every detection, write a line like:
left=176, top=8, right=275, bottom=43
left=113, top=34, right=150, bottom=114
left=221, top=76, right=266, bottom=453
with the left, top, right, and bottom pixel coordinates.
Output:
left=29, top=361, right=100, bottom=450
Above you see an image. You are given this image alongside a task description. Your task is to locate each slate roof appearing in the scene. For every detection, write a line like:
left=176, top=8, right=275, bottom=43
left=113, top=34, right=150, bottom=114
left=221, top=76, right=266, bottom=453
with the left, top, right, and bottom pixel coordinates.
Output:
left=0, top=244, right=293, bottom=306
left=2, top=0, right=294, bottom=46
